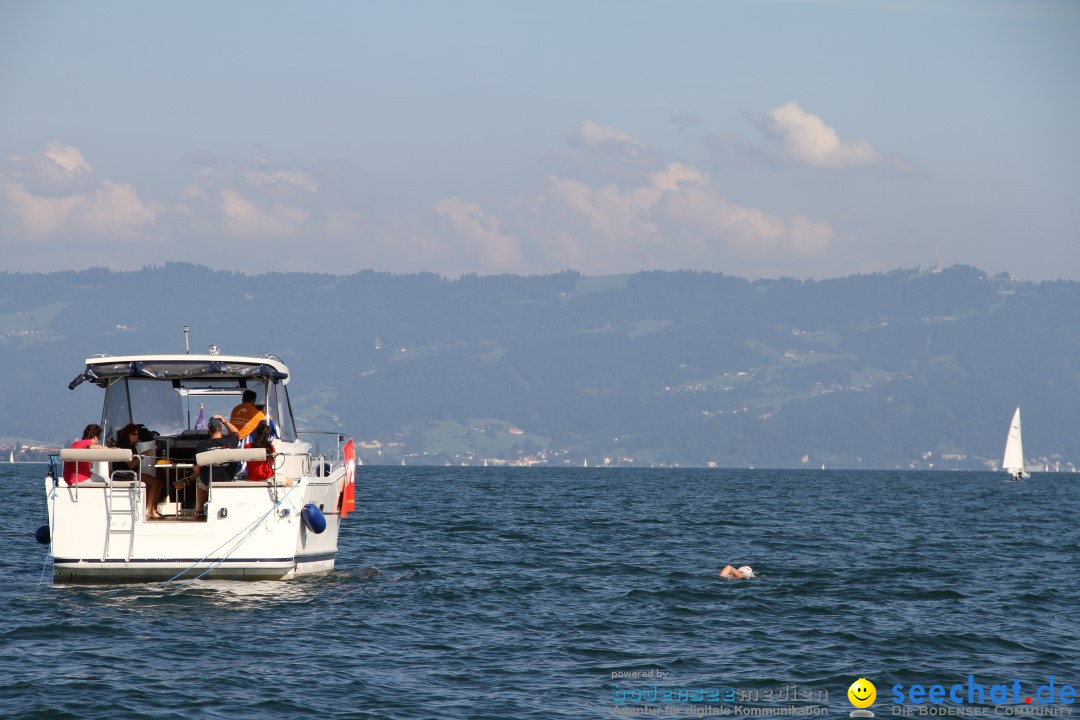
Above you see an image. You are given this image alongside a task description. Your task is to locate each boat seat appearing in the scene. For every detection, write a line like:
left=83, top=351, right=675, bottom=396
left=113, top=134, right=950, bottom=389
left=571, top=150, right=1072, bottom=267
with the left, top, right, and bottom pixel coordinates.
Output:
left=59, top=448, right=135, bottom=487
left=60, top=448, right=133, bottom=463
left=195, top=448, right=267, bottom=466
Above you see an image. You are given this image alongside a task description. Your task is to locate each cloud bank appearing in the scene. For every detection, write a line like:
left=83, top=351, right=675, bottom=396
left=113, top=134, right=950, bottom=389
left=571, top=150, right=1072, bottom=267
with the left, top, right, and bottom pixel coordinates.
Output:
left=2, top=142, right=159, bottom=241
left=1, top=105, right=875, bottom=276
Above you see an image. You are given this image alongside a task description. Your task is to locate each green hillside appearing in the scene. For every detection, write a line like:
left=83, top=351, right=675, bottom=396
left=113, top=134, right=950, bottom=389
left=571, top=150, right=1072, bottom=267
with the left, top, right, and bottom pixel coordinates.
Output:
left=2, top=264, right=1078, bottom=470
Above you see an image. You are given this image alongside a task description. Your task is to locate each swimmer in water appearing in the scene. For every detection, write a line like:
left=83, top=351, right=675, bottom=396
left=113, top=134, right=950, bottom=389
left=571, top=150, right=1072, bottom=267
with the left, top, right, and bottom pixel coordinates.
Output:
left=719, top=565, right=755, bottom=579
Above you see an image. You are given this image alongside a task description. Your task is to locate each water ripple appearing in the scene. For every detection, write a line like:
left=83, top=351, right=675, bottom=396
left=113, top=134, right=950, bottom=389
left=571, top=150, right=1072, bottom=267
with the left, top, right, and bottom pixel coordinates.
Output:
left=2, top=466, right=1078, bottom=718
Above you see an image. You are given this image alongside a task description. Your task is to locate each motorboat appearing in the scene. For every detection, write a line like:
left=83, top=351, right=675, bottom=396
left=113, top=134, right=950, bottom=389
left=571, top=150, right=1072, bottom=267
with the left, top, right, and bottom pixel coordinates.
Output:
left=44, top=351, right=356, bottom=583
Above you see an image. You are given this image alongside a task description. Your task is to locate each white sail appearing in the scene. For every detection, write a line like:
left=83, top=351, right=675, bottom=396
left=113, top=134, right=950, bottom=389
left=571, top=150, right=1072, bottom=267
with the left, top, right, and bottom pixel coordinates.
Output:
left=1002, top=407, right=1026, bottom=477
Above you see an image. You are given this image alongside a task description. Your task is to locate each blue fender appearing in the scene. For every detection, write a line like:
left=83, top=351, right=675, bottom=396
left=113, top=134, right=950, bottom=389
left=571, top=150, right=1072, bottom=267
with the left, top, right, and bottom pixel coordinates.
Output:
left=301, top=503, right=326, bottom=534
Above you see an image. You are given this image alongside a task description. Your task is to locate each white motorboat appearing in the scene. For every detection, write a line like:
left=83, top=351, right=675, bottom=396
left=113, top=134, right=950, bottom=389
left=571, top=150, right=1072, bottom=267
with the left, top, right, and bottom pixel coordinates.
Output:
left=44, top=352, right=357, bottom=583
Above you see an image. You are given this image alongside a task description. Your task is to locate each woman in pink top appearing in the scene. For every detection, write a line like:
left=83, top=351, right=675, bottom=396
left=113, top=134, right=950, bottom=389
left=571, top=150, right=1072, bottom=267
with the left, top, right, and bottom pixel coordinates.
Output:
left=61, top=424, right=106, bottom=484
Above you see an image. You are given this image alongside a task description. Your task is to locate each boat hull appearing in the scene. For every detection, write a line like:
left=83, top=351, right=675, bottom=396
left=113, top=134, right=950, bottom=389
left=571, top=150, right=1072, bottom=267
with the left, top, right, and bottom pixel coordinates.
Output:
left=45, top=471, right=344, bottom=584
left=52, top=557, right=324, bottom=583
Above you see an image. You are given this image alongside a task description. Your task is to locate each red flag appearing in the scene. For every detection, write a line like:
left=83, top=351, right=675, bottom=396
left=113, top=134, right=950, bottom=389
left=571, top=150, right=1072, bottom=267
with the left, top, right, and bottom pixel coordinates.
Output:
left=341, top=439, right=356, bottom=518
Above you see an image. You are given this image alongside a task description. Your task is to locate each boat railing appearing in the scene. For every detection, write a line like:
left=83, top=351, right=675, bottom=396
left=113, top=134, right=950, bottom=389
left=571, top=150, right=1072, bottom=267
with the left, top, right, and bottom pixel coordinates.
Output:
left=295, top=431, right=352, bottom=473
left=48, top=454, right=147, bottom=487
left=53, top=448, right=136, bottom=500
left=272, top=451, right=334, bottom=479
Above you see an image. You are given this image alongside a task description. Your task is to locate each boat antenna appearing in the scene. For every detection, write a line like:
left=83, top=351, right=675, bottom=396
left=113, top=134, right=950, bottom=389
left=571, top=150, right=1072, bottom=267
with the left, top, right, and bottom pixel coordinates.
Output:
left=184, top=325, right=190, bottom=354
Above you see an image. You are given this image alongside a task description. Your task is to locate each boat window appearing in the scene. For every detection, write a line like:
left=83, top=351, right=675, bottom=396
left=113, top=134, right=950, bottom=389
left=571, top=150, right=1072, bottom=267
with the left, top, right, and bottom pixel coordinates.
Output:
left=102, top=379, right=277, bottom=438
left=267, top=382, right=297, bottom=441
left=104, top=378, right=186, bottom=439
left=179, top=381, right=261, bottom=431
left=103, top=380, right=133, bottom=442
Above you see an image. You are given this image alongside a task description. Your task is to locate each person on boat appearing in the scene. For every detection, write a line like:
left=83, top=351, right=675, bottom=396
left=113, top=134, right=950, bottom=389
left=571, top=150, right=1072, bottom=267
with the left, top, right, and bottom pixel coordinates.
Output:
left=719, top=565, right=755, bottom=579
left=61, top=423, right=106, bottom=484
left=244, top=421, right=280, bottom=483
left=229, top=389, right=266, bottom=442
left=188, top=416, right=240, bottom=518
left=113, top=423, right=165, bottom=519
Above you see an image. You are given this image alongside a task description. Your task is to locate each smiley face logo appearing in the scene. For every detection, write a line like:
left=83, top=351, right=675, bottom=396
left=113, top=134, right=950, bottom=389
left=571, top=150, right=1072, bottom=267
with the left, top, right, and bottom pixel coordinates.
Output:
left=848, top=678, right=877, bottom=709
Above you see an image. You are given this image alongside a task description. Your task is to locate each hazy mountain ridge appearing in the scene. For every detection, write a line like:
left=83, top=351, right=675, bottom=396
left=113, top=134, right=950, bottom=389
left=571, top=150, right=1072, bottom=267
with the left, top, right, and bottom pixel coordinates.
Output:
left=1, top=264, right=1077, bottom=469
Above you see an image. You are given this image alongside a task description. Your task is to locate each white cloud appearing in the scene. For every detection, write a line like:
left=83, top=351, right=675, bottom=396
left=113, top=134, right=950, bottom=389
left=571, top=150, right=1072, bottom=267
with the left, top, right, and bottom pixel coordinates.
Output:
left=532, top=160, right=832, bottom=274
left=42, top=141, right=93, bottom=175
left=539, top=164, right=704, bottom=241
left=557, top=121, right=653, bottom=178
left=0, top=180, right=83, bottom=236
left=663, top=184, right=832, bottom=256
left=545, top=176, right=656, bottom=239
left=433, top=197, right=523, bottom=273
left=577, top=120, right=642, bottom=151
left=766, top=102, right=881, bottom=169
left=219, top=188, right=310, bottom=240
left=178, top=157, right=329, bottom=243
left=0, top=123, right=842, bottom=277
left=0, top=142, right=158, bottom=240
left=650, top=162, right=707, bottom=192
left=77, top=181, right=158, bottom=237
left=244, top=168, right=318, bottom=192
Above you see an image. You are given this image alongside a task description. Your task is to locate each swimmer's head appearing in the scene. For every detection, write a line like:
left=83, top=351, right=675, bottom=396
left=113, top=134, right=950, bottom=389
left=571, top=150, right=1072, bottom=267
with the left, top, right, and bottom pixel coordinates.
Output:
left=738, top=566, right=754, bottom=578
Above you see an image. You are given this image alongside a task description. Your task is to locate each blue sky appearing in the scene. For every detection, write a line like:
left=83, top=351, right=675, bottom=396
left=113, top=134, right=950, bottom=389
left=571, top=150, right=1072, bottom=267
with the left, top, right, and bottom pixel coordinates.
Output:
left=1, top=1, right=1077, bottom=279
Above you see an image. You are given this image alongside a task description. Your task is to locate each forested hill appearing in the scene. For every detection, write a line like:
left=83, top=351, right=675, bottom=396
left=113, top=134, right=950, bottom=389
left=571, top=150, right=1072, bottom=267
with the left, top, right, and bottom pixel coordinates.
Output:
left=2, top=263, right=1078, bottom=470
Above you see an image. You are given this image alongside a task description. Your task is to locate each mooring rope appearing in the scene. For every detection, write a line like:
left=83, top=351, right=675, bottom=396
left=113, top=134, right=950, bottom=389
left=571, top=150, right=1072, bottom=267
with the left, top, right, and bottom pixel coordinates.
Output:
left=38, top=486, right=58, bottom=585
left=156, top=481, right=304, bottom=589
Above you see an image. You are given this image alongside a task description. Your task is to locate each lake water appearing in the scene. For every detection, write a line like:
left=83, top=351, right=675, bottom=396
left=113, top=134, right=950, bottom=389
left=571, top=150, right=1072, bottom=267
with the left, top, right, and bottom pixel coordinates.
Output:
left=2, top=465, right=1077, bottom=719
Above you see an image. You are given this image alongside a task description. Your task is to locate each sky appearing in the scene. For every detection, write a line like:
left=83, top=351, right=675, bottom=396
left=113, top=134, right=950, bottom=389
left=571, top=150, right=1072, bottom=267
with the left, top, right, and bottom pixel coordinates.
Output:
left=1, top=1, right=1077, bottom=280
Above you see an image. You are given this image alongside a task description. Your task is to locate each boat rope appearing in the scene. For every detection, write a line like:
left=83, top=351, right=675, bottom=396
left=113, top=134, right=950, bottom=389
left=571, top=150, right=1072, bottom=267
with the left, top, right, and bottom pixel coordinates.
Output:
left=38, top=485, right=58, bottom=585
left=157, top=481, right=303, bottom=589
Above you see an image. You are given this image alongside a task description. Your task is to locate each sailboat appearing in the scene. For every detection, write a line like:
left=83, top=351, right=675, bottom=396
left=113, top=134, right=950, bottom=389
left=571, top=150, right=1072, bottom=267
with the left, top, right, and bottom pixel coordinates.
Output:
left=8, top=450, right=13, bottom=463
left=1002, top=406, right=1028, bottom=481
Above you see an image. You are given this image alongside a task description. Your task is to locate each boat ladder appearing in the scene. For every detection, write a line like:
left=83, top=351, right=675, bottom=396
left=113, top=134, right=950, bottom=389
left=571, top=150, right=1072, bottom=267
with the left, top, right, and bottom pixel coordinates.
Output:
left=104, top=471, right=139, bottom=561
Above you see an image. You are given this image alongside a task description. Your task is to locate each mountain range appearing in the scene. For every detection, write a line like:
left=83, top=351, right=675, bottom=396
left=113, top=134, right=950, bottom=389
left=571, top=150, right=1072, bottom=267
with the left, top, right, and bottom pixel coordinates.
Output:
left=2, top=263, right=1078, bottom=470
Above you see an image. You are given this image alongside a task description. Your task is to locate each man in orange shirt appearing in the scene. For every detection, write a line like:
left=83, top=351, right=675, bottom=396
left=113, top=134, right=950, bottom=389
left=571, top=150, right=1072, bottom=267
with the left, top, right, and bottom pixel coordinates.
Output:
left=229, top=389, right=266, bottom=440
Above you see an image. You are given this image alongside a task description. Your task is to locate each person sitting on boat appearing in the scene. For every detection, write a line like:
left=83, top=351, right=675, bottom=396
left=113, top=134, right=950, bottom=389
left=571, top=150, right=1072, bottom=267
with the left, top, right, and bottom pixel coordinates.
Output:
left=229, top=389, right=266, bottom=442
left=189, top=416, right=240, bottom=518
left=113, top=423, right=165, bottom=519
left=244, top=421, right=283, bottom=483
left=719, top=565, right=755, bottom=579
left=62, top=423, right=106, bottom=484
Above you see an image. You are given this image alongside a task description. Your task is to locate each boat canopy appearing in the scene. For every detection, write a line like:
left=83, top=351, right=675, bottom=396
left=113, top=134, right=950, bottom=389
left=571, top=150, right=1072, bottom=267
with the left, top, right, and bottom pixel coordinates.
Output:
left=69, top=355, right=289, bottom=390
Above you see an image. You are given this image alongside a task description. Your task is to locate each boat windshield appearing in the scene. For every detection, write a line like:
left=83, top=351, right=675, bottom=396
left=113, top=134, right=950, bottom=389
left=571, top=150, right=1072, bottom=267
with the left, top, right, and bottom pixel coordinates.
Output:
left=102, top=378, right=298, bottom=443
